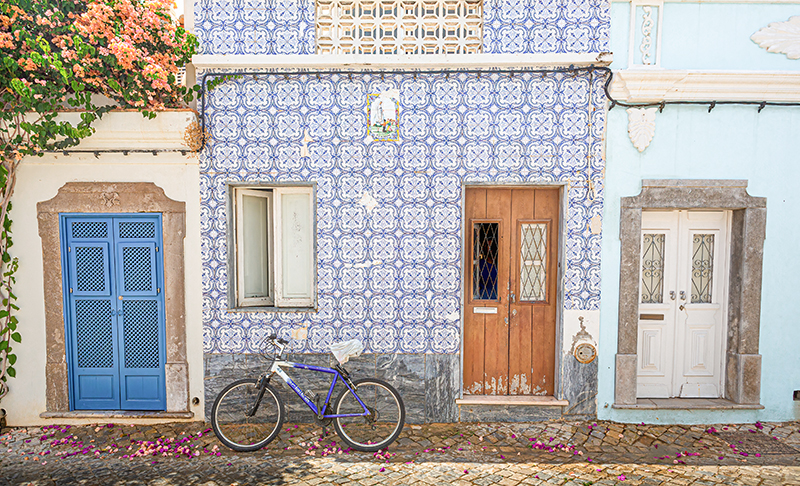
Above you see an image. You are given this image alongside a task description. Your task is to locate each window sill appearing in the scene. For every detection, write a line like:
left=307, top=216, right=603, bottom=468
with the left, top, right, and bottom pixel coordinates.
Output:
left=612, top=398, right=764, bottom=410
left=227, top=306, right=317, bottom=313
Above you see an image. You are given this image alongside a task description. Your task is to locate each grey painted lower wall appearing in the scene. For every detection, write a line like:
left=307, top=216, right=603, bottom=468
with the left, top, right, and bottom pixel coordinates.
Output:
left=560, top=353, right=598, bottom=419
left=204, top=353, right=460, bottom=424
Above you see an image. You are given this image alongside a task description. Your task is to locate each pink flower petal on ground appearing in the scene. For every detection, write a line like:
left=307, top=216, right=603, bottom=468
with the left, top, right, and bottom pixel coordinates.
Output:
left=618, top=475, right=627, bottom=481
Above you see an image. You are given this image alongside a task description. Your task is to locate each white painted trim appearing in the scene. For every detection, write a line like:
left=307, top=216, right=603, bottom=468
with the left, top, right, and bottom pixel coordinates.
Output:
left=52, top=111, right=196, bottom=150
left=610, top=70, right=800, bottom=102
left=192, top=53, right=613, bottom=70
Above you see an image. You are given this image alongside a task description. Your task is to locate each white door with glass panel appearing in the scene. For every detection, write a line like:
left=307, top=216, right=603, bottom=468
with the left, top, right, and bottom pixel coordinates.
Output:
left=637, top=211, right=730, bottom=398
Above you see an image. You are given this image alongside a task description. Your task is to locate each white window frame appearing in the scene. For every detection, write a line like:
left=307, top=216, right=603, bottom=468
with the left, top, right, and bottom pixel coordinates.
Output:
left=231, top=184, right=316, bottom=309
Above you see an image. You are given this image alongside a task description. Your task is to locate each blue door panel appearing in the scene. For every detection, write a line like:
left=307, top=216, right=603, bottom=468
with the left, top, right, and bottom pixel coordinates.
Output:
left=63, top=214, right=166, bottom=411
left=76, top=376, right=116, bottom=400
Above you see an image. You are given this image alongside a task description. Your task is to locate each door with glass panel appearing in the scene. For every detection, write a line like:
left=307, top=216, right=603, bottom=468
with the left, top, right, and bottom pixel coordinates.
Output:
left=637, top=211, right=729, bottom=398
left=463, top=187, right=559, bottom=396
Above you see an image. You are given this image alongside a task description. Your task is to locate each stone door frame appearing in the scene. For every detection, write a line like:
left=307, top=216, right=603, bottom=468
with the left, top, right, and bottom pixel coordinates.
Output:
left=614, top=180, right=766, bottom=406
left=38, top=182, right=189, bottom=413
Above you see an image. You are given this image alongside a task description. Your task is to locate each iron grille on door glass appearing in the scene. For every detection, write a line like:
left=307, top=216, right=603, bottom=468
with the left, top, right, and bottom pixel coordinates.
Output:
left=641, top=233, right=665, bottom=304
left=519, top=223, right=547, bottom=302
left=473, top=222, right=498, bottom=300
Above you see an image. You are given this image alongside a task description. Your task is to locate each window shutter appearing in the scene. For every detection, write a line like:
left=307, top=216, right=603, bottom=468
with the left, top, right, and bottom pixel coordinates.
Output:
left=274, top=187, right=315, bottom=307
left=236, top=189, right=273, bottom=306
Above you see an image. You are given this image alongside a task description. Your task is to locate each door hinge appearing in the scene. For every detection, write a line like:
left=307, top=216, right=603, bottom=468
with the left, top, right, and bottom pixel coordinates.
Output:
left=69, top=287, right=73, bottom=293
left=157, top=288, right=161, bottom=294
left=67, top=247, right=71, bottom=252
left=156, top=246, right=159, bottom=252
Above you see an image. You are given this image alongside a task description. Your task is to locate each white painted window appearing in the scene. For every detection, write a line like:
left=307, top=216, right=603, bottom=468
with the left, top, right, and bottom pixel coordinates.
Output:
left=234, top=186, right=315, bottom=308
left=316, top=0, right=483, bottom=54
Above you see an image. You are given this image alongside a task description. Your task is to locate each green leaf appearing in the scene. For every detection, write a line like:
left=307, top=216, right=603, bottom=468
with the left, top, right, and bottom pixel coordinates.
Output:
left=6, top=366, right=15, bottom=378
left=7, top=354, right=16, bottom=365
left=10, top=332, right=20, bottom=343
left=0, top=341, right=8, bottom=351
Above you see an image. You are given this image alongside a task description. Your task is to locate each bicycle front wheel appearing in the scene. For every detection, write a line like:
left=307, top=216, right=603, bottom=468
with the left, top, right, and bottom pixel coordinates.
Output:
left=333, top=378, right=405, bottom=452
left=211, top=378, right=284, bottom=452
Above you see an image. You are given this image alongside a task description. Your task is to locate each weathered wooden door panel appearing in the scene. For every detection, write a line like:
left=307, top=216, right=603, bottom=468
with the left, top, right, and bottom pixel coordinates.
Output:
left=464, top=187, right=559, bottom=396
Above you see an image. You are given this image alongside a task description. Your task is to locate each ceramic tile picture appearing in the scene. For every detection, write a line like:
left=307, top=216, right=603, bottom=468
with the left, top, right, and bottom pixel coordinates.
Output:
left=368, top=91, right=400, bottom=142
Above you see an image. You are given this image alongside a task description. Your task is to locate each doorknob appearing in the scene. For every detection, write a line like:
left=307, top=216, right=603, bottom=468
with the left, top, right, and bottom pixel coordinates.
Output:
left=510, top=292, right=516, bottom=303
left=679, top=290, right=686, bottom=300
left=669, top=291, right=676, bottom=300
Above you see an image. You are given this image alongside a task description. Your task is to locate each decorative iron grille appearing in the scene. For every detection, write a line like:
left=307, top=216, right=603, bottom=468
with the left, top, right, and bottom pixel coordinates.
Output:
left=119, top=221, right=156, bottom=239
left=75, top=246, right=107, bottom=293
left=75, top=300, right=114, bottom=368
left=122, top=300, right=161, bottom=369
left=316, top=0, right=483, bottom=54
left=122, top=246, right=154, bottom=293
left=691, top=234, right=714, bottom=303
left=519, top=223, right=547, bottom=301
left=71, top=221, right=108, bottom=239
left=641, top=233, right=665, bottom=304
left=472, top=222, right=498, bottom=300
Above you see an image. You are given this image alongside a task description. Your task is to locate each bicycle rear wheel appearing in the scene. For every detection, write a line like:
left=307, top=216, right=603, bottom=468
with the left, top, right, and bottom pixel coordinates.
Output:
left=332, top=378, right=405, bottom=452
left=211, top=378, right=284, bottom=452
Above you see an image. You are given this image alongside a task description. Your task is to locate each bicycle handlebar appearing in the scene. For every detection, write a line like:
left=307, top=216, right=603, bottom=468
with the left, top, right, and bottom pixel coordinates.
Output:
left=268, top=334, right=289, bottom=346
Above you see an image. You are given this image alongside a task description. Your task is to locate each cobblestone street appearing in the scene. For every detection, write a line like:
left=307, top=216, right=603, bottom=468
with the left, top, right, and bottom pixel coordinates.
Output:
left=1, top=420, right=799, bottom=485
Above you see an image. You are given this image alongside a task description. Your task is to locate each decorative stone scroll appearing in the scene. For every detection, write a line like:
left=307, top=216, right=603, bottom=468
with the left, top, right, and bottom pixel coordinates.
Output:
left=626, top=107, right=657, bottom=152
left=316, top=0, right=483, bottom=54
left=751, top=16, right=800, bottom=60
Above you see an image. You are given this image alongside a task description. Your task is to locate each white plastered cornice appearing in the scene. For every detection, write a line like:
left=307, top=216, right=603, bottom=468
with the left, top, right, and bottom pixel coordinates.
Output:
left=191, top=53, right=613, bottom=70
left=609, top=69, right=800, bottom=103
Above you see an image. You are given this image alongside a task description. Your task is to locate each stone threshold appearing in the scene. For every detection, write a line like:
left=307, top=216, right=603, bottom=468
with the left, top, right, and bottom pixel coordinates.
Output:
left=40, top=411, right=195, bottom=419
left=456, top=396, right=569, bottom=407
left=612, top=398, right=764, bottom=410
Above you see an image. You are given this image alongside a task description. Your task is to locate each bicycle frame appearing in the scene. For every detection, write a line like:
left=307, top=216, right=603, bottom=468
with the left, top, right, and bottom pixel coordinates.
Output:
left=267, top=358, right=371, bottom=419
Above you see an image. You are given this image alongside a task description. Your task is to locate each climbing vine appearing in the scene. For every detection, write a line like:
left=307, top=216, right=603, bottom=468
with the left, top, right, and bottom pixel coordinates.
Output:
left=0, top=0, right=198, bottom=400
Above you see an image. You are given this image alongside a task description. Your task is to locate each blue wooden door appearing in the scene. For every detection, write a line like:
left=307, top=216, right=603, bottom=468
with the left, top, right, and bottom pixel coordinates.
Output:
left=63, top=215, right=166, bottom=410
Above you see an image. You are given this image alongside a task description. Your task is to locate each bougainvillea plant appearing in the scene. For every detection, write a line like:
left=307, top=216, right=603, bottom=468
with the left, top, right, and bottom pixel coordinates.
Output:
left=0, top=0, right=198, bottom=401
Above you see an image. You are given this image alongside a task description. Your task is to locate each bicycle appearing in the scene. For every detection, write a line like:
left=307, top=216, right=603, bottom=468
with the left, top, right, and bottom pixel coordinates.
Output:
left=211, top=335, right=406, bottom=453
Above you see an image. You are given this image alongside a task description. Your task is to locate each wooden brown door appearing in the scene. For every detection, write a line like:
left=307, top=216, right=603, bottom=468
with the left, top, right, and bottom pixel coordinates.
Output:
left=464, top=187, right=559, bottom=396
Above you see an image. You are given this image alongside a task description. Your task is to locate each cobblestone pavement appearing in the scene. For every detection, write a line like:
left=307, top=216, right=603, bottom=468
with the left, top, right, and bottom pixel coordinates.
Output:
left=1, top=420, right=799, bottom=485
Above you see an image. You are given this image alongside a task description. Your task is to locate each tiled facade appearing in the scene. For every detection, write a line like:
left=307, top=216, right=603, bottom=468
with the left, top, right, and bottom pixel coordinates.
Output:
left=192, top=0, right=610, bottom=56
left=196, top=0, right=610, bottom=420
left=200, top=70, right=606, bottom=355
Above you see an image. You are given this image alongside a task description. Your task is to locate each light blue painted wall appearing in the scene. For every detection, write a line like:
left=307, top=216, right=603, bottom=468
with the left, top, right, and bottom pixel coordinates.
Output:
left=611, top=2, right=800, bottom=70
left=599, top=104, right=800, bottom=423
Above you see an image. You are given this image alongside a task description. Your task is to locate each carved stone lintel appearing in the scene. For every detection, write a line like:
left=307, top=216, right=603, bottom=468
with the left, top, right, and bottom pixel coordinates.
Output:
left=626, top=107, right=657, bottom=152
left=751, top=16, right=800, bottom=60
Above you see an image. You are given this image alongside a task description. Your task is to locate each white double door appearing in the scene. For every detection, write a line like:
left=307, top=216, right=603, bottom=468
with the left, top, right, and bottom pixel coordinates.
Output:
left=637, top=211, right=730, bottom=399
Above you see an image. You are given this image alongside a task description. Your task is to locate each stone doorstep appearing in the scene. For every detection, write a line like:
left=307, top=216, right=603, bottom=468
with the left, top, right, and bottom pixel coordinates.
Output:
left=612, top=398, right=765, bottom=410
left=39, top=411, right=195, bottom=419
left=455, top=396, right=569, bottom=407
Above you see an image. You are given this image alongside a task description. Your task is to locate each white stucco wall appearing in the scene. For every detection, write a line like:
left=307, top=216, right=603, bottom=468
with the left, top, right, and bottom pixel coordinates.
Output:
left=5, top=113, right=204, bottom=425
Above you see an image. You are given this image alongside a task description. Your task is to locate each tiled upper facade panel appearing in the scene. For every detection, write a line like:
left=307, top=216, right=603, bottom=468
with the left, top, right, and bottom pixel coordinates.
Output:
left=192, top=0, right=610, bottom=55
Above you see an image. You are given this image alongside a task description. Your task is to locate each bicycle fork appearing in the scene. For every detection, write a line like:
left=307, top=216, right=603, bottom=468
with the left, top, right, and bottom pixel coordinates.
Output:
left=246, top=374, right=270, bottom=417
